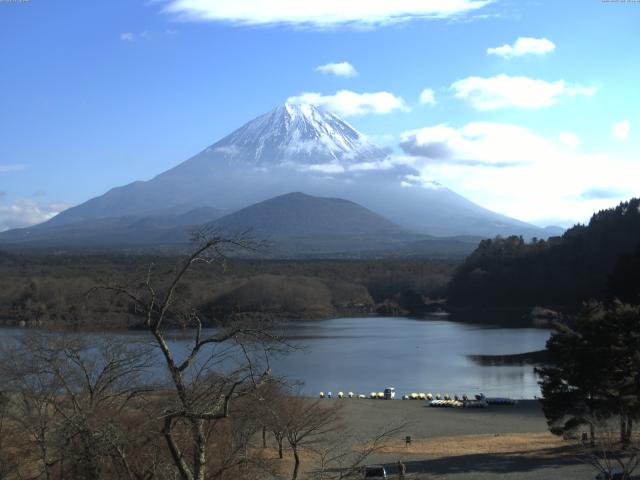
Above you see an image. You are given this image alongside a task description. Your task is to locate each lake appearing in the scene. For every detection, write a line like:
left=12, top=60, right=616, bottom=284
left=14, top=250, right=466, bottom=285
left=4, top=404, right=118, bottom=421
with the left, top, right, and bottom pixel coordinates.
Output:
left=1, top=315, right=550, bottom=399
left=271, top=315, right=549, bottom=399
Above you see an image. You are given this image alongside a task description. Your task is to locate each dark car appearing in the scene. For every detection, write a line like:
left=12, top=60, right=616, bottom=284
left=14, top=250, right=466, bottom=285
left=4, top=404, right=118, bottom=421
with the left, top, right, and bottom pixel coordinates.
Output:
left=363, top=465, right=387, bottom=479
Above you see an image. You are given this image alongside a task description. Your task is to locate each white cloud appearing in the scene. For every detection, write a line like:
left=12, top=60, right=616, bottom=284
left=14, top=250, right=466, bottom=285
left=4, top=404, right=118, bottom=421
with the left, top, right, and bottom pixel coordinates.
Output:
left=487, top=37, right=555, bottom=58
left=347, top=156, right=414, bottom=172
left=162, top=0, right=493, bottom=28
left=315, top=61, right=358, bottom=77
left=0, top=198, right=70, bottom=232
left=419, top=88, right=436, bottom=105
left=0, top=164, right=25, bottom=173
left=451, top=74, right=596, bottom=110
left=613, top=120, right=630, bottom=140
left=399, top=121, right=638, bottom=225
left=565, top=84, right=598, bottom=97
left=400, top=122, right=556, bottom=167
left=558, top=132, right=581, bottom=149
left=120, top=32, right=135, bottom=41
left=304, top=163, right=346, bottom=174
left=289, top=153, right=415, bottom=176
left=287, top=90, right=408, bottom=116
left=580, top=188, right=625, bottom=200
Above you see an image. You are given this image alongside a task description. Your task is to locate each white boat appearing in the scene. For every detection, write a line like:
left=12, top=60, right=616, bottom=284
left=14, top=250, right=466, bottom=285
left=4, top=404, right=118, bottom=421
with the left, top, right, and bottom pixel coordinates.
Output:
left=429, top=399, right=463, bottom=408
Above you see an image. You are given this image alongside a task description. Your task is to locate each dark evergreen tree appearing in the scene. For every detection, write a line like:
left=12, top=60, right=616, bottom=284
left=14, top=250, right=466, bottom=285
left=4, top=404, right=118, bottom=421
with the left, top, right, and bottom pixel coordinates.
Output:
left=537, top=301, right=640, bottom=443
left=609, top=245, right=640, bottom=304
left=449, top=198, right=640, bottom=307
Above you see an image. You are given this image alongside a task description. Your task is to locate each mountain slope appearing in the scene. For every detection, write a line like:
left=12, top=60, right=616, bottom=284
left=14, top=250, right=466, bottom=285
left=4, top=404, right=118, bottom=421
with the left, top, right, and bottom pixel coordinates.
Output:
left=196, top=192, right=478, bottom=257
left=44, top=103, right=390, bottom=225
left=4, top=103, right=555, bottom=242
left=0, top=207, right=225, bottom=247
left=209, top=192, right=404, bottom=237
left=0, top=191, right=481, bottom=258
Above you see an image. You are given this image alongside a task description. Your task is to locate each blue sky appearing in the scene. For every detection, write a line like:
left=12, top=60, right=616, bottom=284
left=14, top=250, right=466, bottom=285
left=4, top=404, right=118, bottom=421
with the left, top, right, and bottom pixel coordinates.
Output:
left=0, top=0, right=638, bottom=230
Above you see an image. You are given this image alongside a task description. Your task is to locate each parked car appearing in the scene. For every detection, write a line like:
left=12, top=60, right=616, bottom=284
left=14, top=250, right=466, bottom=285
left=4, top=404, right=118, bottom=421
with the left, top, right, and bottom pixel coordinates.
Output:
left=363, top=465, right=387, bottom=479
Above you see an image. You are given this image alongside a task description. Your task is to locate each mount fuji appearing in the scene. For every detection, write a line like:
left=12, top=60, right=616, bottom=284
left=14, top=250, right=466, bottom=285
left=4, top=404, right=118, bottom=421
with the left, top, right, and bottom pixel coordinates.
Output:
left=0, top=103, right=560, bottom=253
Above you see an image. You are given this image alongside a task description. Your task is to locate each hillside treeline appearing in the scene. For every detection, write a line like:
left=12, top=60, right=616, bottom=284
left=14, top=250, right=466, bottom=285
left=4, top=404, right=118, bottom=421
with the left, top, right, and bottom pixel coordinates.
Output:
left=0, top=253, right=456, bottom=328
left=448, top=198, right=640, bottom=307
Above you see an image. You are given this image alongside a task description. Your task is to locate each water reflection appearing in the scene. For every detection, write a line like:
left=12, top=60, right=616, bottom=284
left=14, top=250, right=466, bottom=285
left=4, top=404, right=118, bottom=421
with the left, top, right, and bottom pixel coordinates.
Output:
left=267, top=316, right=549, bottom=398
left=0, top=315, right=550, bottom=399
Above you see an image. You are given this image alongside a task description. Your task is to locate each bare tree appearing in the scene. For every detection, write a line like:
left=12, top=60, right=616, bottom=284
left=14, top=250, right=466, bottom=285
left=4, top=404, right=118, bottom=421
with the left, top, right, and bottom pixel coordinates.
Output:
left=311, top=423, right=408, bottom=480
left=0, top=391, right=19, bottom=479
left=279, top=397, right=342, bottom=480
left=202, top=394, right=283, bottom=480
left=256, top=383, right=289, bottom=460
left=580, top=416, right=640, bottom=480
left=0, top=333, right=154, bottom=480
left=93, top=230, right=280, bottom=480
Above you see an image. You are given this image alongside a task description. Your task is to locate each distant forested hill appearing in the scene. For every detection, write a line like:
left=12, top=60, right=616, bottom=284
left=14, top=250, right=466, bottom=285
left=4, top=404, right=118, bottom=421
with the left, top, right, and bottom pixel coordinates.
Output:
left=447, top=198, right=640, bottom=307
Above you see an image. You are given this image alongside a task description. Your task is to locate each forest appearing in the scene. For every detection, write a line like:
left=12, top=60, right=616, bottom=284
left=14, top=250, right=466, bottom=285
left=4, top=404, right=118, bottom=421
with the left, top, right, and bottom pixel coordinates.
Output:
left=0, top=251, right=455, bottom=329
left=3, top=198, right=640, bottom=329
left=448, top=198, right=640, bottom=308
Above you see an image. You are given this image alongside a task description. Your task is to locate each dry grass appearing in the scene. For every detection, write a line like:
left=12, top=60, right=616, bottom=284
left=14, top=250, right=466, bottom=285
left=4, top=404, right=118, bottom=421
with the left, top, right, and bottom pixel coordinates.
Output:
left=252, top=446, right=322, bottom=476
left=244, top=433, right=578, bottom=479
left=379, top=432, right=569, bottom=458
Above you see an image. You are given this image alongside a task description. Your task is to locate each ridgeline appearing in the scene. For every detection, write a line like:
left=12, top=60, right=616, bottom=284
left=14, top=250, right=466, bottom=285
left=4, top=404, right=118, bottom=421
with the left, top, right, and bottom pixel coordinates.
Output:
left=448, top=198, right=640, bottom=308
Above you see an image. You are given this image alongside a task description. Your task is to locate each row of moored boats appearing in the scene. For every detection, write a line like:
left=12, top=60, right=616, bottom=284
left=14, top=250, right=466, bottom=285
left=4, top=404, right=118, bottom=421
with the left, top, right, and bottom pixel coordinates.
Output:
left=318, top=388, right=517, bottom=408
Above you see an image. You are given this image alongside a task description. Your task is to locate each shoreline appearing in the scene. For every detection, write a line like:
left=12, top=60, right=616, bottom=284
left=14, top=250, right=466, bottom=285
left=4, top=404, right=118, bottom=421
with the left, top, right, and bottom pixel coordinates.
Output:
left=0, top=305, right=551, bottom=332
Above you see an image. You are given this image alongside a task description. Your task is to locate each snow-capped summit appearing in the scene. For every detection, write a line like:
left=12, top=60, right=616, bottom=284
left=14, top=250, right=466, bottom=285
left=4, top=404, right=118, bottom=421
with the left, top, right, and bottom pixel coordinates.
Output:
left=205, top=103, right=388, bottom=165
left=31, top=102, right=550, bottom=240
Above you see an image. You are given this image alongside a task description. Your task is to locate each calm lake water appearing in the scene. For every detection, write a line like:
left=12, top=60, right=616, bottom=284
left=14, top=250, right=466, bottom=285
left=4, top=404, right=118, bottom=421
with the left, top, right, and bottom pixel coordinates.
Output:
left=272, top=316, right=549, bottom=399
left=1, top=315, right=550, bottom=399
